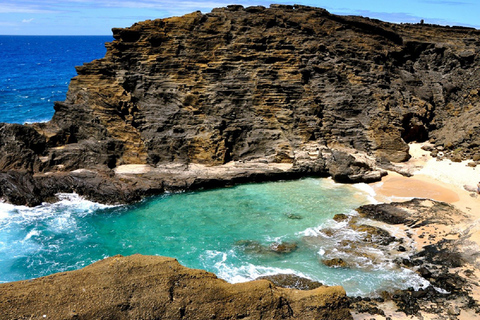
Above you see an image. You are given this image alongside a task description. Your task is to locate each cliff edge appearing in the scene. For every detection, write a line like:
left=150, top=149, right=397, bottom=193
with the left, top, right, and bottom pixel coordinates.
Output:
left=0, top=254, right=351, bottom=320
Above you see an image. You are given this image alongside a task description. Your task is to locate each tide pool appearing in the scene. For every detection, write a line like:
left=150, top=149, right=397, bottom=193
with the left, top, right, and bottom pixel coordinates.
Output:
left=0, top=178, right=428, bottom=296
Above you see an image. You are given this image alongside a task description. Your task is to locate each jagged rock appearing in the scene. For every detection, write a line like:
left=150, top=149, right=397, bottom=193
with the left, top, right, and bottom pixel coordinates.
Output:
left=351, top=224, right=397, bottom=245
left=323, top=258, right=349, bottom=268
left=333, top=213, right=349, bottom=222
left=0, top=123, right=46, bottom=172
left=357, top=198, right=469, bottom=228
left=0, top=254, right=352, bottom=320
left=269, top=242, right=298, bottom=253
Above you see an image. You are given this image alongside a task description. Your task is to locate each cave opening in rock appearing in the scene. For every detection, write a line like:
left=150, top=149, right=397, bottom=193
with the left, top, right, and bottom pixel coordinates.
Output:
left=401, top=113, right=429, bottom=143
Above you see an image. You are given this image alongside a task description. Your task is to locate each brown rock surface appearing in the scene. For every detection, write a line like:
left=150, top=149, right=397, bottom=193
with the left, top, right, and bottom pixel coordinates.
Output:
left=0, top=254, right=351, bottom=320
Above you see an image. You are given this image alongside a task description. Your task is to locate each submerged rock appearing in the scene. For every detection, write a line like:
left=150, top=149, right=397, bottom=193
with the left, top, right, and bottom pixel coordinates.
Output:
left=235, top=240, right=298, bottom=255
left=269, top=242, right=298, bottom=253
left=346, top=199, right=480, bottom=318
left=322, top=258, right=349, bottom=268
left=285, top=212, right=303, bottom=220
left=333, top=213, right=349, bottom=222
left=351, top=224, right=397, bottom=245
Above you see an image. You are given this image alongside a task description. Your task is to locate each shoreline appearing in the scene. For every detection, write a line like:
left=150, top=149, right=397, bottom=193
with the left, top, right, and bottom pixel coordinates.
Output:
left=370, top=143, right=480, bottom=246
left=2, top=144, right=480, bottom=319
left=372, top=143, right=480, bottom=210
left=354, top=143, right=480, bottom=319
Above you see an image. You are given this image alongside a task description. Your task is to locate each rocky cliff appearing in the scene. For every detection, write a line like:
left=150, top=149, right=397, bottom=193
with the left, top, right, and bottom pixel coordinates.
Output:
left=1, top=4, right=479, bottom=205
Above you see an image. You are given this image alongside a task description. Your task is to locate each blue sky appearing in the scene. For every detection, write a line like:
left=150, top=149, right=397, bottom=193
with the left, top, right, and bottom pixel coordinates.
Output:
left=1, top=0, right=479, bottom=35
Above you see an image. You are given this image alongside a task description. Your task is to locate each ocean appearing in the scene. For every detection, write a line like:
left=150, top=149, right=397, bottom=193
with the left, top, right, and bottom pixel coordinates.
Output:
left=0, top=35, right=112, bottom=124
left=0, top=36, right=428, bottom=296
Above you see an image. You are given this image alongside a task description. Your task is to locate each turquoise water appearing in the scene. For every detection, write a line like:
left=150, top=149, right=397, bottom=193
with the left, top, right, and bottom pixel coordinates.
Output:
left=0, top=178, right=428, bottom=296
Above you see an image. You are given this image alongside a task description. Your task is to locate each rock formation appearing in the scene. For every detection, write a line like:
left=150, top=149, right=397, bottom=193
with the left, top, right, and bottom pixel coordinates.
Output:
left=0, top=254, right=351, bottom=320
left=1, top=4, right=479, bottom=205
left=308, top=199, right=480, bottom=318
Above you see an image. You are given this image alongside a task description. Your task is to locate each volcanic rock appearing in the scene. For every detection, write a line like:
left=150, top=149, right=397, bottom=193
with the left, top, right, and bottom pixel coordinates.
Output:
left=256, top=274, right=324, bottom=290
left=0, top=254, right=351, bottom=320
left=322, top=258, right=349, bottom=268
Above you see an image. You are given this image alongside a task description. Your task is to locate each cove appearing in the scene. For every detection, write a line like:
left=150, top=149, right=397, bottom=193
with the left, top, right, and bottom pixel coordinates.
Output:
left=0, top=178, right=426, bottom=296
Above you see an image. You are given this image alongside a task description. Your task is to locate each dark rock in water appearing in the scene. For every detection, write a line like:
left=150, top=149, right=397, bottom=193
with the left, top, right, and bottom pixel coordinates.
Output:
left=322, top=258, right=349, bottom=268
left=257, top=273, right=323, bottom=290
left=1, top=5, right=480, bottom=205
left=285, top=212, right=303, bottom=220
left=348, top=199, right=480, bottom=318
left=269, top=242, right=298, bottom=253
left=234, top=240, right=265, bottom=254
left=333, top=213, right=349, bottom=222
left=235, top=240, right=298, bottom=255
left=352, top=224, right=397, bottom=245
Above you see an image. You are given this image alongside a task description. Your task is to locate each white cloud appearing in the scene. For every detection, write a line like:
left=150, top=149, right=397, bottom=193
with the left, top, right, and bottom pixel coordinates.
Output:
left=22, top=18, right=34, bottom=23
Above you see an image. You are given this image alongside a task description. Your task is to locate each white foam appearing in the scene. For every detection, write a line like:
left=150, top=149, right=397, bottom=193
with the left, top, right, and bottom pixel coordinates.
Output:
left=353, top=182, right=378, bottom=204
left=23, top=230, right=40, bottom=241
left=0, top=193, right=115, bottom=263
left=202, top=250, right=308, bottom=284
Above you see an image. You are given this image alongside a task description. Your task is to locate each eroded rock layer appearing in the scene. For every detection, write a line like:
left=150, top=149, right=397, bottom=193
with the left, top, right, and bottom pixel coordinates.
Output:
left=1, top=4, right=480, bottom=204
left=0, top=254, right=351, bottom=320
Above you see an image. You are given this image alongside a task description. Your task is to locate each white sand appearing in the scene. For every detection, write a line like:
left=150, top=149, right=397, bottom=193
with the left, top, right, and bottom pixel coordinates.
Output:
left=114, top=164, right=153, bottom=174
left=371, top=142, right=480, bottom=249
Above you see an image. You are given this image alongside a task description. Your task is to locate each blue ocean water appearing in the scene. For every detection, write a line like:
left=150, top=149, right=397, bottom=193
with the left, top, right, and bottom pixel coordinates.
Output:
left=0, top=35, right=112, bottom=124
left=0, top=36, right=430, bottom=296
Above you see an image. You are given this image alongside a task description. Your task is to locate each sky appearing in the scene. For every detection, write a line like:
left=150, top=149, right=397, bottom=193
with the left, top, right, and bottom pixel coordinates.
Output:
left=1, top=0, right=479, bottom=35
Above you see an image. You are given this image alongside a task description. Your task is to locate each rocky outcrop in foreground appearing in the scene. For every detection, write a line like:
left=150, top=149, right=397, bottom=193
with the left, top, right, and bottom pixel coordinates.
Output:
left=0, top=254, right=351, bottom=320
left=1, top=4, right=479, bottom=205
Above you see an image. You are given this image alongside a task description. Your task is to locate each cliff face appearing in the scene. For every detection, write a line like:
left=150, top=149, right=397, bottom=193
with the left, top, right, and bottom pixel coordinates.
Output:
left=41, top=4, right=479, bottom=167
left=0, top=4, right=479, bottom=204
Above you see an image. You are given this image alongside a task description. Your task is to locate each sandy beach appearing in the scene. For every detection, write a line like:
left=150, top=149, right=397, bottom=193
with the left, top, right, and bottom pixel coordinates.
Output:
left=371, top=143, right=480, bottom=247
left=349, top=144, right=480, bottom=320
